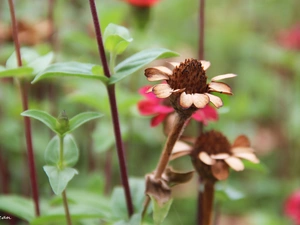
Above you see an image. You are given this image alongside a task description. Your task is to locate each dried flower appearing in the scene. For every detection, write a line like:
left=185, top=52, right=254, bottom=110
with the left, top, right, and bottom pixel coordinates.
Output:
left=285, top=190, right=300, bottom=225
left=145, top=59, right=236, bottom=118
left=171, top=130, right=259, bottom=181
left=138, top=85, right=218, bottom=126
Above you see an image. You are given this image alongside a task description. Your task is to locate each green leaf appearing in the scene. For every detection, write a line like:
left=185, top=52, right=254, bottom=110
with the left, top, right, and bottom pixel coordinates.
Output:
left=114, top=213, right=142, bottom=225
left=30, top=204, right=112, bottom=225
left=109, top=48, right=179, bottom=84
left=32, top=62, right=109, bottom=84
left=110, top=178, right=147, bottom=221
left=69, top=112, right=103, bottom=133
left=45, top=134, right=79, bottom=167
left=104, top=23, right=133, bottom=55
left=28, top=51, right=54, bottom=74
left=0, top=67, right=34, bottom=78
left=0, top=195, right=35, bottom=222
left=43, top=165, right=78, bottom=195
left=6, top=47, right=39, bottom=69
left=21, top=109, right=57, bottom=133
left=151, top=196, right=173, bottom=225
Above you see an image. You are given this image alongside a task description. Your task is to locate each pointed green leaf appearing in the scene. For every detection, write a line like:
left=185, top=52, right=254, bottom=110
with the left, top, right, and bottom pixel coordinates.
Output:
left=32, top=62, right=109, bottom=84
left=6, top=47, right=39, bottom=69
left=0, top=67, right=34, bottom=78
left=109, top=48, right=179, bottom=84
left=21, top=109, right=57, bottom=133
left=0, top=195, right=34, bottom=222
left=151, top=196, right=173, bottom=225
left=69, top=112, right=103, bottom=133
left=44, top=165, right=78, bottom=195
left=28, top=51, right=54, bottom=74
left=104, top=23, right=133, bottom=55
left=45, top=134, right=79, bottom=167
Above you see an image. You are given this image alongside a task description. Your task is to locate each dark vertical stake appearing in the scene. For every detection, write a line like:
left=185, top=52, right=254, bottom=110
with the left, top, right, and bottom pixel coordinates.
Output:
left=197, top=0, right=206, bottom=224
left=8, top=0, right=40, bottom=216
left=88, top=0, right=134, bottom=217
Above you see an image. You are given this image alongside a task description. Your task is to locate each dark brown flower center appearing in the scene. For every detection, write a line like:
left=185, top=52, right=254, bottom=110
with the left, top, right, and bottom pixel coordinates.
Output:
left=167, top=58, right=208, bottom=94
left=193, top=130, right=231, bottom=156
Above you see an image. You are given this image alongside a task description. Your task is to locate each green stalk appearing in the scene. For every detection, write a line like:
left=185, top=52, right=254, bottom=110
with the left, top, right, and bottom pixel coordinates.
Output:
left=59, top=135, right=72, bottom=225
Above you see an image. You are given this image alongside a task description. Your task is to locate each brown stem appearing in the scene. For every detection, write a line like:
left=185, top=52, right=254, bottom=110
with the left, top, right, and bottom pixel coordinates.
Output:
left=89, top=0, right=134, bottom=217
left=154, top=114, right=187, bottom=179
left=8, top=0, right=40, bottom=216
left=62, top=190, right=72, bottom=225
left=199, top=180, right=215, bottom=225
left=142, top=114, right=189, bottom=217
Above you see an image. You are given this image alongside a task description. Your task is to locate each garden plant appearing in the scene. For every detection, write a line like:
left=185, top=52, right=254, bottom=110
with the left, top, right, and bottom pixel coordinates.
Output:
left=0, top=0, right=300, bottom=225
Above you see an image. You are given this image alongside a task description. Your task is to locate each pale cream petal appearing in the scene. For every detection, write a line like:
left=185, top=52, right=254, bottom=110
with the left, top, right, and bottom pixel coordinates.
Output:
left=145, top=67, right=171, bottom=81
left=208, top=82, right=233, bottom=95
left=205, top=93, right=223, bottom=108
left=168, top=62, right=180, bottom=68
left=180, top=92, right=193, bottom=108
left=200, top=60, right=211, bottom=70
left=232, top=135, right=250, bottom=147
left=234, top=152, right=259, bottom=163
left=170, top=141, right=193, bottom=160
left=199, top=152, right=216, bottom=165
left=211, top=153, right=230, bottom=160
left=152, top=84, right=173, bottom=98
left=225, top=156, right=244, bottom=171
left=211, top=73, right=237, bottom=82
left=211, top=161, right=229, bottom=180
left=231, top=147, right=254, bottom=153
left=192, top=93, right=210, bottom=108
left=147, top=73, right=170, bottom=81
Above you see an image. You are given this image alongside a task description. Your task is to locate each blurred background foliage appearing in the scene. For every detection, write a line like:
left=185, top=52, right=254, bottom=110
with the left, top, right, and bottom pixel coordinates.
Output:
left=0, top=0, right=300, bottom=224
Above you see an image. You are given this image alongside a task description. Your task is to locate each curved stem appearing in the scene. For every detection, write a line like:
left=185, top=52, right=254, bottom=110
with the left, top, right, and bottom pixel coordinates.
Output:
left=8, top=0, right=40, bottom=216
left=142, top=114, right=189, bottom=216
left=88, top=0, right=134, bottom=217
left=154, top=114, right=187, bottom=179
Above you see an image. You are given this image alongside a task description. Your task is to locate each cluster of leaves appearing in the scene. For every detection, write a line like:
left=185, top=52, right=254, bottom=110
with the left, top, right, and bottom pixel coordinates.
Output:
left=0, top=23, right=178, bottom=224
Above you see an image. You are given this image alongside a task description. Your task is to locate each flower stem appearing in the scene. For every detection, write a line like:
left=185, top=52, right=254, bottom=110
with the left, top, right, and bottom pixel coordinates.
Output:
left=59, top=135, right=72, bottom=225
left=154, top=114, right=187, bottom=179
left=142, top=114, right=189, bottom=217
left=198, top=181, right=215, bottom=225
left=8, top=0, right=40, bottom=216
left=62, top=190, right=72, bottom=225
left=88, top=0, right=134, bottom=217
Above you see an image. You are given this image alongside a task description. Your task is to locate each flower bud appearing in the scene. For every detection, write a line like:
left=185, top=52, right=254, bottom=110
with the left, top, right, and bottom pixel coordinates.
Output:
left=56, top=110, right=69, bottom=135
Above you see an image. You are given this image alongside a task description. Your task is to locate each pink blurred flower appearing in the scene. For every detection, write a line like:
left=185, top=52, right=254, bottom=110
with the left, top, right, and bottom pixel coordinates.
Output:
left=125, top=0, right=160, bottom=7
left=285, top=190, right=300, bottom=225
left=278, top=24, right=300, bottom=50
left=138, top=86, right=218, bottom=127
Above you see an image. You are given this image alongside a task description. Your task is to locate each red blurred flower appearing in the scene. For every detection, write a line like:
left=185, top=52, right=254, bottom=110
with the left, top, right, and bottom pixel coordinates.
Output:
left=138, top=86, right=218, bottom=127
left=285, top=190, right=300, bottom=225
left=125, top=0, right=160, bottom=7
left=278, top=24, right=300, bottom=50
